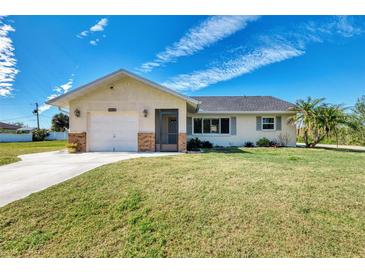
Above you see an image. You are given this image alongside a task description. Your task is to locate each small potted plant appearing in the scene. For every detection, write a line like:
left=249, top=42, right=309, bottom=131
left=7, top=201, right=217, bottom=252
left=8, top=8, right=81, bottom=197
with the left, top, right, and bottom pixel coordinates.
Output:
left=66, top=143, right=78, bottom=153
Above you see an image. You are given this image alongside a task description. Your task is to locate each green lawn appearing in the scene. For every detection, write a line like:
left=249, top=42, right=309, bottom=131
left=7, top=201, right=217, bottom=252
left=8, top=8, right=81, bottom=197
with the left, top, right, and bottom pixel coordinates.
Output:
left=0, top=140, right=67, bottom=166
left=0, top=147, right=364, bottom=257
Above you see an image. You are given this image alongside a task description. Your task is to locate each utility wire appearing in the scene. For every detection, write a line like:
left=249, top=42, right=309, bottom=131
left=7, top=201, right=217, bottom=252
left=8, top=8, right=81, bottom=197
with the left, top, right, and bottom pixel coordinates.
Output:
left=0, top=115, right=35, bottom=122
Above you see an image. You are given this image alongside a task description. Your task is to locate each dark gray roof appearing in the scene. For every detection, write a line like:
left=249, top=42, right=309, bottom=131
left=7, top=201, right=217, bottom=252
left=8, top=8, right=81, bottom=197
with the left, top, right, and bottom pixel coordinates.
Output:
left=0, top=122, right=21, bottom=130
left=191, top=96, right=295, bottom=112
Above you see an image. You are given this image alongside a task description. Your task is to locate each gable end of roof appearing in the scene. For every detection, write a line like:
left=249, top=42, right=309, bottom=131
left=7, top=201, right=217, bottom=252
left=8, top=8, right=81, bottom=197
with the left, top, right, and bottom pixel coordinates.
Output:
left=46, top=69, right=200, bottom=107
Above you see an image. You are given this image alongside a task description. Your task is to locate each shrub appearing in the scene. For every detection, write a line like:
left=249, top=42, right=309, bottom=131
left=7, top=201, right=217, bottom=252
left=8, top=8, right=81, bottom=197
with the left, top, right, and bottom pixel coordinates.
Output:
left=256, top=137, right=271, bottom=147
left=187, top=138, right=213, bottom=150
left=201, top=140, right=213, bottom=149
left=244, top=141, right=255, bottom=147
left=66, top=143, right=78, bottom=153
left=187, top=138, right=202, bottom=151
left=269, top=140, right=279, bottom=147
left=32, top=129, right=49, bottom=141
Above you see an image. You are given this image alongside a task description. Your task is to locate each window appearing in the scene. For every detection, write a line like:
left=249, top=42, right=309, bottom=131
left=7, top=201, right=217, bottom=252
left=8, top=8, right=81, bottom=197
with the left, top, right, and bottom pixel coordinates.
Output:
left=221, top=118, right=229, bottom=134
left=193, top=118, right=230, bottom=134
left=193, top=118, right=202, bottom=134
left=262, top=117, right=275, bottom=130
left=203, top=119, right=210, bottom=134
left=211, top=119, right=219, bottom=133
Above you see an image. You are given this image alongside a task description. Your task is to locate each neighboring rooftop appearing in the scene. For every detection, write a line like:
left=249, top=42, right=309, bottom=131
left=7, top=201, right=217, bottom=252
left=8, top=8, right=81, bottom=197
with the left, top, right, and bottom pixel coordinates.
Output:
left=17, top=127, right=36, bottom=132
left=191, top=96, right=296, bottom=112
left=0, top=122, right=21, bottom=130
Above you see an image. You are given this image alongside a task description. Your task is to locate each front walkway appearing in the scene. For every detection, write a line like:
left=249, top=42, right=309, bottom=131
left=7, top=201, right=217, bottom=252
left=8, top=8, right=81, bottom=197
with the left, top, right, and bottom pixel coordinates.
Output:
left=0, top=150, right=178, bottom=207
left=297, top=143, right=365, bottom=152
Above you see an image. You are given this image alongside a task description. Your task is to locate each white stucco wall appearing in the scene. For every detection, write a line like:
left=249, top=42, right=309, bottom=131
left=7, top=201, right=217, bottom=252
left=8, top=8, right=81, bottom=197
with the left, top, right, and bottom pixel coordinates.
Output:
left=69, top=76, right=187, bottom=134
left=187, top=114, right=296, bottom=147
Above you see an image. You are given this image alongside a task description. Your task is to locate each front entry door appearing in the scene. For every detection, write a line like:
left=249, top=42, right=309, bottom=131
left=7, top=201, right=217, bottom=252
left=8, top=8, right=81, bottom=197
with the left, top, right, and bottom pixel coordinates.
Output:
left=156, top=109, right=178, bottom=152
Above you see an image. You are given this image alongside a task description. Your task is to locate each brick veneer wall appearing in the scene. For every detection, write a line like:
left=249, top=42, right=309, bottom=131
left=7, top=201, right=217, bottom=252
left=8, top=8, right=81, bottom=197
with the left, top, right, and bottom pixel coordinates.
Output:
left=178, top=133, right=187, bottom=153
left=68, top=132, right=87, bottom=152
left=138, top=132, right=155, bottom=152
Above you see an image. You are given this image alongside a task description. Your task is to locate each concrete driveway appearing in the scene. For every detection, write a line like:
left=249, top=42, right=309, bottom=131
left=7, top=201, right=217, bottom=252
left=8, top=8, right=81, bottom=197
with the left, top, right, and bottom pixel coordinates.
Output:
left=0, top=150, right=178, bottom=207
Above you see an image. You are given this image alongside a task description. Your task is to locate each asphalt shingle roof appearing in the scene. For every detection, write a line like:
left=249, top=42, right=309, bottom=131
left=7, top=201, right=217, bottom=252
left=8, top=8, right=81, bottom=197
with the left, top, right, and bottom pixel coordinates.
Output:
left=0, top=122, right=21, bottom=130
left=191, top=96, right=295, bottom=112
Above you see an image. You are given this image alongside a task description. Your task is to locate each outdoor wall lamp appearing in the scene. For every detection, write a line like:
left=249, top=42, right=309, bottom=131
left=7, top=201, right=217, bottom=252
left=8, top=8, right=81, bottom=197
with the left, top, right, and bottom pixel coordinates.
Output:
left=143, top=109, right=148, bottom=117
left=74, top=108, right=81, bottom=117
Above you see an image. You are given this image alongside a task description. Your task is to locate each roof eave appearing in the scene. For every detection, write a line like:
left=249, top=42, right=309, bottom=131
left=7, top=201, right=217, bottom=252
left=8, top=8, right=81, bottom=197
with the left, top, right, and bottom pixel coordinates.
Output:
left=196, top=110, right=297, bottom=114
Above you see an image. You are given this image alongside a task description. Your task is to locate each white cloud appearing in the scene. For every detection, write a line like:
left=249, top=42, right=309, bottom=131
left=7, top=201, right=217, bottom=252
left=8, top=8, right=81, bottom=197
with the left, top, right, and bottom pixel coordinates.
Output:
left=0, top=18, right=18, bottom=96
left=39, top=78, right=74, bottom=113
left=89, top=38, right=100, bottom=46
left=139, top=16, right=259, bottom=72
left=77, top=18, right=108, bottom=46
left=332, top=16, right=362, bottom=37
left=38, top=102, right=53, bottom=113
left=163, top=16, right=362, bottom=92
left=60, top=81, right=73, bottom=92
left=163, top=45, right=304, bottom=91
left=90, top=18, right=108, bottom=32
left=77, top=30, right=89, bottom=38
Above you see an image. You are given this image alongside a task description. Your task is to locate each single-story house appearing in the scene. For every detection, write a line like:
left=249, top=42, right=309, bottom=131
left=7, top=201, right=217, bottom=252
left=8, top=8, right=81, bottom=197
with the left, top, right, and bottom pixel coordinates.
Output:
left=0, top=122, right=21, bottom=133
left=47, top=69, right=296, bottom=152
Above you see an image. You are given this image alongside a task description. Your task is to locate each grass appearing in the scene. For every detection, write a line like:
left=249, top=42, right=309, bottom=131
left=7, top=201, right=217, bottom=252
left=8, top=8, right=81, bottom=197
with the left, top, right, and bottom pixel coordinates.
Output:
left=0, top=147, right=365, bottom=257
left=0, top=140, right=67, bottom=166
left=297, top=135, right=365, bottom=147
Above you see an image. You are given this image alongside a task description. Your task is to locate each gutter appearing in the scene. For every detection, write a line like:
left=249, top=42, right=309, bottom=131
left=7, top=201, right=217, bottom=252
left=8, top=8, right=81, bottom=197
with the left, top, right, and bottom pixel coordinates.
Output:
left=195, top=110, right=297, bottom=114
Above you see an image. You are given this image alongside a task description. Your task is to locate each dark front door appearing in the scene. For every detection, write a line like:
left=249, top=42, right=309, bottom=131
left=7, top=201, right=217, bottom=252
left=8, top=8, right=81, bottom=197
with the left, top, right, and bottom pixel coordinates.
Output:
left=155, top=109, right=178, bottom=152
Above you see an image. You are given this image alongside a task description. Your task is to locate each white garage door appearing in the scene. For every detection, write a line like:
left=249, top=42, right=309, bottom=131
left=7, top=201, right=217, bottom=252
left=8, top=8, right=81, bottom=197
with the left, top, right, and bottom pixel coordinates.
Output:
left=88, top=112, right=138, bottom=152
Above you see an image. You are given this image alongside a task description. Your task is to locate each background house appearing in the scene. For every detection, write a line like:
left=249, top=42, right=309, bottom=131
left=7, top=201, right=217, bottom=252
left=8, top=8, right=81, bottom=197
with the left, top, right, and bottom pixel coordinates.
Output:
left=0, top=122, right=21, bottom=133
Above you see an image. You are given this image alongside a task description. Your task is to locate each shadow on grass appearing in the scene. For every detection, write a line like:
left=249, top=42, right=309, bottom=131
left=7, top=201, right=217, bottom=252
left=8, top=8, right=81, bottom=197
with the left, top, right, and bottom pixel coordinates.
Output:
left=296, top=145, right=365, bottom=153
left=316, top=147, right=365, bottom=153
left=203, top=147, right=252, bottom=154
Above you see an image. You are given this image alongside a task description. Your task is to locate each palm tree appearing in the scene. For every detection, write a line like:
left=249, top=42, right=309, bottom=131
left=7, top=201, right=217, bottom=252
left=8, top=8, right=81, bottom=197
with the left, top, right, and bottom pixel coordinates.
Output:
left=349, top=95, right=365, bottom=145
left=288, top=97, right=324, bottom=147
left=314, top=104, right=347, bottom=147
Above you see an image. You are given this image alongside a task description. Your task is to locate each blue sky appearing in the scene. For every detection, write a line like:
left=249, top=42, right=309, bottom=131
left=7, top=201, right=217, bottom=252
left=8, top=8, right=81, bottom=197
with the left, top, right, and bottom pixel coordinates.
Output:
left=0, top=15, right=365, bottom=128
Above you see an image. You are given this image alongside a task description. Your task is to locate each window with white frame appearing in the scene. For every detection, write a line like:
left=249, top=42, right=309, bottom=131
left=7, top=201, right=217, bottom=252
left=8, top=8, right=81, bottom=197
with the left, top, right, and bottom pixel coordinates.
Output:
left=262, top=117, right=275, bottom=130
left=193, top=118, right=230, bottom=134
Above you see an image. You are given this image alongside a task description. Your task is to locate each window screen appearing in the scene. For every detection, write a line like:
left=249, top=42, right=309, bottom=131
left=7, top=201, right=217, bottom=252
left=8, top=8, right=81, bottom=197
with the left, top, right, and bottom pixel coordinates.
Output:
left=221, top=118, right=229, bottom=134
left=193, top=118, right=202, bottom=134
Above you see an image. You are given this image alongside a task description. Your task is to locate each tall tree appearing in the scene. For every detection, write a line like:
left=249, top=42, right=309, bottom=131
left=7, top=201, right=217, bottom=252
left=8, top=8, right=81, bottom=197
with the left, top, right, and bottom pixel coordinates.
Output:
left=51, top=113, right=69, bottom=132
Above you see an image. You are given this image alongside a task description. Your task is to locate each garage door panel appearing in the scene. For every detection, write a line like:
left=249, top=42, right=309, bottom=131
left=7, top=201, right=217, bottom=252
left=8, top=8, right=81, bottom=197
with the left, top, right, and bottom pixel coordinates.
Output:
left=88, top=112, right=138, bottom=152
